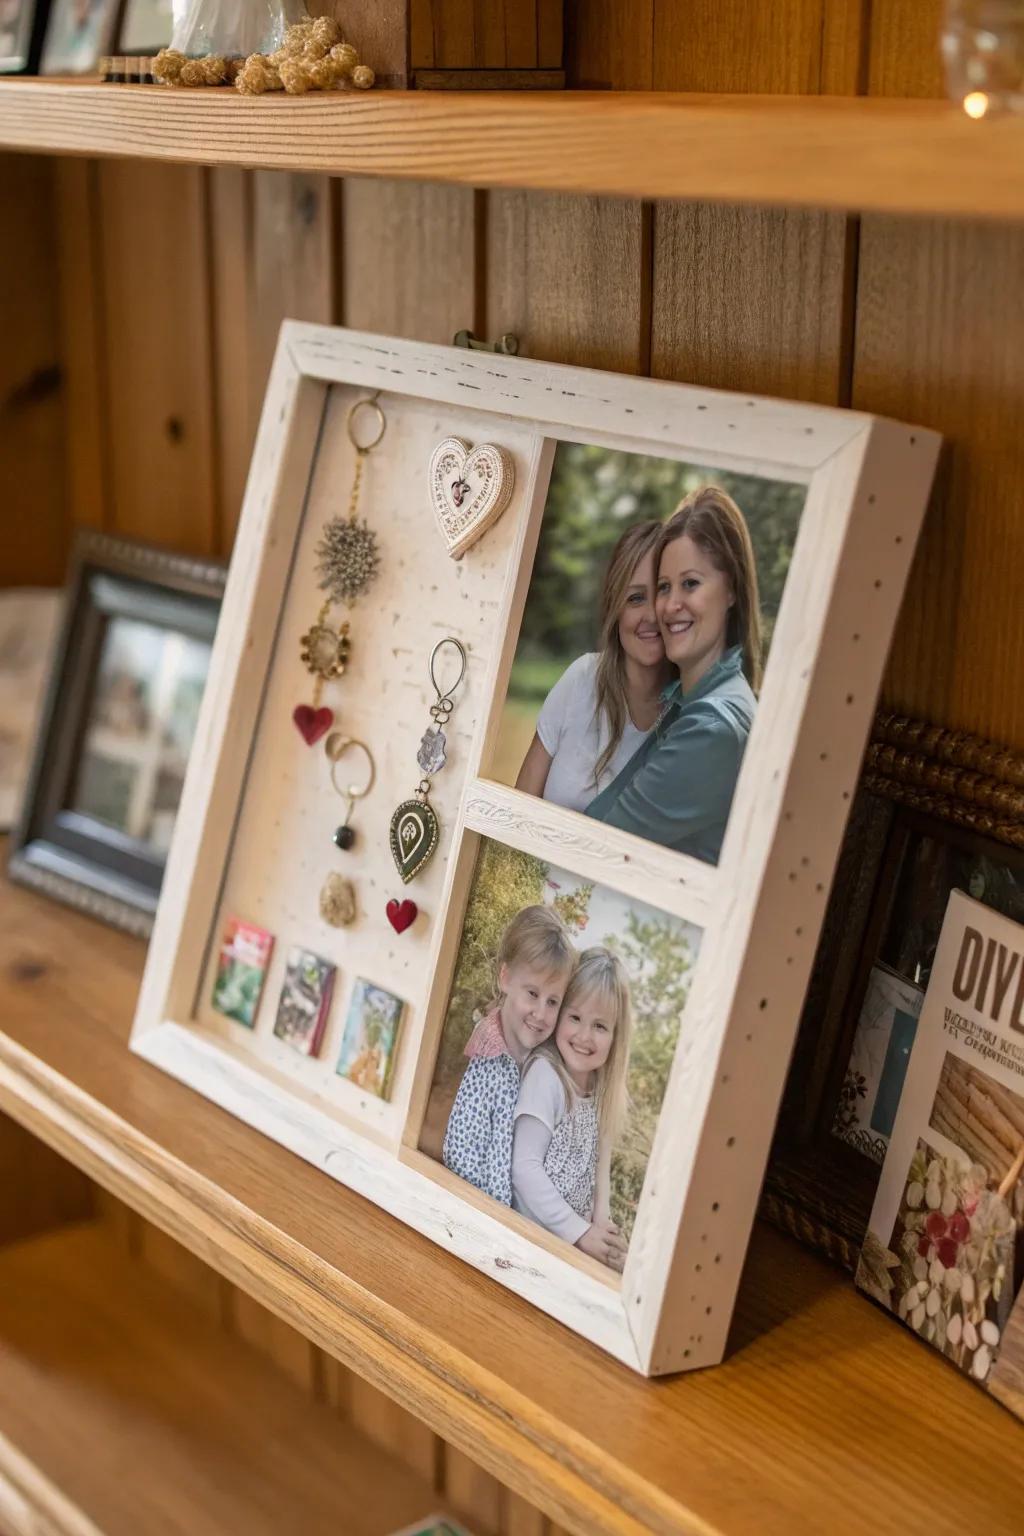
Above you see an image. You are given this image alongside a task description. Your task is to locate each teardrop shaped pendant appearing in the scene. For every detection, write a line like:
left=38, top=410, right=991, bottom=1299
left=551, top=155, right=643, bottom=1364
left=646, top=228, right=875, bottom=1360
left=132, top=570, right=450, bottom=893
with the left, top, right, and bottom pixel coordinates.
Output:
left=389, top=794, right=439, bottom=885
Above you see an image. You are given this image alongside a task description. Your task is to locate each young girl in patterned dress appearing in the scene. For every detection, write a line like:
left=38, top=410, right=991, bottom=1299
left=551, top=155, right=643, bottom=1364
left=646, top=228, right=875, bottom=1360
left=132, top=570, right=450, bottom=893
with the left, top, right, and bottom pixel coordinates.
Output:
left=442, top=905, right=576, bottom=1206
left=511, top=947, right=632, bottom=1271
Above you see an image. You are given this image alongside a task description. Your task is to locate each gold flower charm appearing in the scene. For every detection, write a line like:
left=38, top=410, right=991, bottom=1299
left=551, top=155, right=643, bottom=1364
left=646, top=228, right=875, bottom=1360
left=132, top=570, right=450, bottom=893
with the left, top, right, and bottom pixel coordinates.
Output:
left=300, top=619, right=351, bottom=682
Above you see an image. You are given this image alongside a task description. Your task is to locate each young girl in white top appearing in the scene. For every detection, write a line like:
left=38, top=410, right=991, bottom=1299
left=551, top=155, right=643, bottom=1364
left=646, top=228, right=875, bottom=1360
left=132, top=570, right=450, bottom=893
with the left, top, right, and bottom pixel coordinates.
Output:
left=515, top=521, right=671, bottom=813
left=511, top=947, right=633, bottom=1271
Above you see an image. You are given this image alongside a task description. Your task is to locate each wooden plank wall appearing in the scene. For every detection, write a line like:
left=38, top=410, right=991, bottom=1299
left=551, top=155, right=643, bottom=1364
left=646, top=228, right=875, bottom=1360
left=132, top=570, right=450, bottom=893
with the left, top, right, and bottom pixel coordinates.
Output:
left=5, top=1, right=1023, bottom=1529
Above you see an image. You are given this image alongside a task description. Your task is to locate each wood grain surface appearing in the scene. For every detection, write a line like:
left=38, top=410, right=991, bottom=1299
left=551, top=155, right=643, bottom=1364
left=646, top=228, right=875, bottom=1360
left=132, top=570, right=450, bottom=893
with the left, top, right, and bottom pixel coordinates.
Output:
left=1, top=875, right=1023, bottom=1536
left=340, top=178, right=477, bottom=341
left=0, top=1222, right=439, bottom=1536
left=853, top=215, right=1024, bottom=750
left=0, top=154, right=66, bottom=585
left=1, top=84, right=1023, bottom=217
left=94, top=160, right=218, bottom=554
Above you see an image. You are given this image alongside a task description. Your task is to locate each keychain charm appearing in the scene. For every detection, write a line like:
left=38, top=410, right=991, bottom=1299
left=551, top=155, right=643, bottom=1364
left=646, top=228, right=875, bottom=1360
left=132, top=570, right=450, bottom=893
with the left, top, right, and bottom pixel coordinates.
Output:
left=293, top=395, right=385, bottom=743
left=324, top=733, right=375, bottom=850
left=389, top=637, right=467, bottom=884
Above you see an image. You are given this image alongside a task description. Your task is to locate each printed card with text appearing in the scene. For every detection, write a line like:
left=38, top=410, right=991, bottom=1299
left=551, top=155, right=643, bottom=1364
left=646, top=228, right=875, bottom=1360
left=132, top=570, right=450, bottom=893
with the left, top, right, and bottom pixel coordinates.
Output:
left=857, top=890, right=1024, bottom=1421
left=211, top=916, right=274, bottom=1029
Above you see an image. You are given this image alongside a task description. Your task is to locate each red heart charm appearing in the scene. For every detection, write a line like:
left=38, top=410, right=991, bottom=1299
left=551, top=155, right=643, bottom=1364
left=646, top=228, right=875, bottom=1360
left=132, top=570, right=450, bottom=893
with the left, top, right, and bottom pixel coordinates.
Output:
left=292, top=704, right=334, bottom=745
left=386, top=898, right=418, bottom=935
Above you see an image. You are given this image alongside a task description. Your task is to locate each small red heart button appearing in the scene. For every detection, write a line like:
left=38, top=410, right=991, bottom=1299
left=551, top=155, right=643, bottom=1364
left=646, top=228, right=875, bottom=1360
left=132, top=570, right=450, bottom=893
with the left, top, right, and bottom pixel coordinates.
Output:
left=386, top=898, right=418, bottom=934
left=293, top=704, right=334, bottom=745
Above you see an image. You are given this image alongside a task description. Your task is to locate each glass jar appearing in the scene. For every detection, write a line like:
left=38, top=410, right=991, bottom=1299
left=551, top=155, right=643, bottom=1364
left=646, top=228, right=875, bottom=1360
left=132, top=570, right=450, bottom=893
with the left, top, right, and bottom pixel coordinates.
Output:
left=942, top=0, right=1024, bottom=113
left=170, top=0, right=309, bottom=58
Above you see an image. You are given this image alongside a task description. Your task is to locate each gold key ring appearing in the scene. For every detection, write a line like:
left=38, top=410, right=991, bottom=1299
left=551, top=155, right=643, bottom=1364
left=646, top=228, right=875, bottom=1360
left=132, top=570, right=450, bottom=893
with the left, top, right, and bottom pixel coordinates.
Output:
left=346, top=395, right=386, bottom=454
left=324, top=733, right=376, bottom=805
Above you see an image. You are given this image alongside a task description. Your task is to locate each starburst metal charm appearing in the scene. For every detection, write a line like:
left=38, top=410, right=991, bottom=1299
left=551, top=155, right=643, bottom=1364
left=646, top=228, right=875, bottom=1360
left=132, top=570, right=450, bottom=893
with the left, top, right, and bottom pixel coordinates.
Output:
left=315, top=516, right=381, bottom=605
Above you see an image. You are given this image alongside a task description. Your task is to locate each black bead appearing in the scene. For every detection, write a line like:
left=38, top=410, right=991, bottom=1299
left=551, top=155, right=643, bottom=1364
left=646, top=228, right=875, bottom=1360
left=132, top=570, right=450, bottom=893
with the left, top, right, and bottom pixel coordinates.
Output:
left=333, top=825, right=356, bottom=851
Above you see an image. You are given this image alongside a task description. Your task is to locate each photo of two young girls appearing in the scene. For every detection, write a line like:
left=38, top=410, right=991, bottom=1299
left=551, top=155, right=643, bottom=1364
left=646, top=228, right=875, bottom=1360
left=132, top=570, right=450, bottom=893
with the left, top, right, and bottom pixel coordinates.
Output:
left=421, top=441, right=805, bottom=1270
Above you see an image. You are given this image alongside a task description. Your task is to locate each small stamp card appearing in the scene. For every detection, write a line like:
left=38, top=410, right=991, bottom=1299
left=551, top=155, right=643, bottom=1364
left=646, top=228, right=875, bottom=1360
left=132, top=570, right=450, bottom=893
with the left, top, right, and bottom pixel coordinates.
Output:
left=273, top=947, right=337, bottom=1057
left=211, top=916, right=274, bottom=1029
left=337, top=978, right=405, bottom=1099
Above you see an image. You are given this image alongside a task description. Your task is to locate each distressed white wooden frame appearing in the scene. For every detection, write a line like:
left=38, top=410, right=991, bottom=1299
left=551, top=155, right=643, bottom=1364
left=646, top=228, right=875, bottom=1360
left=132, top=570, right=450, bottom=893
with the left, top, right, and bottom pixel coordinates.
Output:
left=131, top=324, right=939, bottom=1375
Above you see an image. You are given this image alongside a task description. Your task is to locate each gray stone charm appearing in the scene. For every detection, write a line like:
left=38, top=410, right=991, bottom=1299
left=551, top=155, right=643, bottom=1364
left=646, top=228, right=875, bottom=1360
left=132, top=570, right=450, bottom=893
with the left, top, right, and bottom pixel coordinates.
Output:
left=319, top=872, right=357, bottom=927
left=416, top=726, right=447, bottom=777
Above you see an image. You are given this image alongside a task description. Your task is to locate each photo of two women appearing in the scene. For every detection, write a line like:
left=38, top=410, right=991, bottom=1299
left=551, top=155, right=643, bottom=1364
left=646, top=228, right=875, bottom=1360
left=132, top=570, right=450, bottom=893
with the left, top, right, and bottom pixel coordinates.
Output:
left=493, top=441, right=807, bottom=865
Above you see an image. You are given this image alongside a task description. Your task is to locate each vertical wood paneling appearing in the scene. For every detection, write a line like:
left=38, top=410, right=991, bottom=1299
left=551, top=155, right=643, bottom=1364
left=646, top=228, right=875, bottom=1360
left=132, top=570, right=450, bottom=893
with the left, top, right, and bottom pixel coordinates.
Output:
left=654, top=0, right=830, bottom=91
left=0, top=154, right=66, bottom=586
left=340, top=179, right=477, bottom=341
left=852, top=215, right=1024, bottom=747
left=857, top=4, right=1023, bottom=744
left=536, top=0, right=563, bottom=67
left=565, top=0, right=652, bottom=87
left=0, top=1117, right=92, bottom=1246
left=651, top=204, right=851, bottom=404
left=136, top=1220, right=226, bottom=1324
left=868, top=0, right=944, bottom=96
left=54, top=159, right=110, bottom=538
left=486, top=191, right=648, bottom=371
left=226, top=1288, right=319, bottom=1391
left=95, top=161, right=218, bottom=555
left=251, top=173, right=335, bottom=399
left=346, top=1377, right=439, bottom=1483
left=208, top=167, right=254, bottom=553
left=444, top=1445, right=503, bottom=1535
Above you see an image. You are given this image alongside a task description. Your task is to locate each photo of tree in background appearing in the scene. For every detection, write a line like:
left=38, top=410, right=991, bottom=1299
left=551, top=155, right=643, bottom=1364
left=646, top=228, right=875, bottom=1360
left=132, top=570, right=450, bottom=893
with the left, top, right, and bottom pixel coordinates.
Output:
left=491, top=441, right=805, bottom=783
left=421, top=837, right=700, bottom=1238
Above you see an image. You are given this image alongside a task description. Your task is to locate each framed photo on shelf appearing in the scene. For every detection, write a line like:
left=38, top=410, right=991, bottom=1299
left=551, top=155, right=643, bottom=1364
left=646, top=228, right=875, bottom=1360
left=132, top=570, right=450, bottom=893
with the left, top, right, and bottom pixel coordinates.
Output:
left=40, top=0, right=119, bottom=73
left=8, top=531, right=225, bottom=937
left=115, top=0, right=174, bottom=55
left=763, top=715, right=1024, bottom=1269
left=0, top=0, right=49, bottom=72
left=129, top=324, right=939, bottom=1375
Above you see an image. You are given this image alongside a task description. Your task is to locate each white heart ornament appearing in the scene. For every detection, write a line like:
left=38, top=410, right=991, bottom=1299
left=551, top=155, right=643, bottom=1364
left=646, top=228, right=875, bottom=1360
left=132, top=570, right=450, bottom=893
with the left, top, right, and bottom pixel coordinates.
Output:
left=429, top=437, right=515, bottom=560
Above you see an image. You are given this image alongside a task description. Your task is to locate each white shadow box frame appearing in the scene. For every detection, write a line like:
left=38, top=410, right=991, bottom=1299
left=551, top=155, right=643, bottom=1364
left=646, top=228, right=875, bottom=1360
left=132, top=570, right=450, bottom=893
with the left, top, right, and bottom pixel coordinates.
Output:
left=130, top=324, right=940, bottom=1375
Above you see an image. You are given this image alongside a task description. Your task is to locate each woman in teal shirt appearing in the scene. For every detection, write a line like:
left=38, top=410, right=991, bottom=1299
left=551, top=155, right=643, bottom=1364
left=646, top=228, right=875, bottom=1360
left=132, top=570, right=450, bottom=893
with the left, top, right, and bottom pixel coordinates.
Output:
left=586, top=486, right=763, bottom=865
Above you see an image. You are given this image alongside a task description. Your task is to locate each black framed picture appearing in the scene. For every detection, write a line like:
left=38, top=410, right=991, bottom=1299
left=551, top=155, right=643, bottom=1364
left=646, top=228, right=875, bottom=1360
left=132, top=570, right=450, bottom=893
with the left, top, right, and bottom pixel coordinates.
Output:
left=8, top=531, right=225, bottom=936
left=40, top=0, right=119, bottom=74
left=115, top=0, right=173, bottom=55
left=763, top=713, right=1024, bottom=1269
left=0, top=0, right=50, bottom=72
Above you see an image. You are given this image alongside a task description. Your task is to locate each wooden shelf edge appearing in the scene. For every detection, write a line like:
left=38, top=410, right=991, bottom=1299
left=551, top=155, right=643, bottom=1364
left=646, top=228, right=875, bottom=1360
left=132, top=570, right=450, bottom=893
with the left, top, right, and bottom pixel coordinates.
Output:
left=0, top=81, right=1023, bottom=218
left=0, top=1031, right=672, bottom=1536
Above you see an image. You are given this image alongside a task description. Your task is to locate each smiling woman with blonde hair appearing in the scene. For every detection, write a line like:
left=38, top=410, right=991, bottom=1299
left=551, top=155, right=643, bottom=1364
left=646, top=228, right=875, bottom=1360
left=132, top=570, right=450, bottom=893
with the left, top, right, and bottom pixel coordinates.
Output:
left=585, top=486, right=762, bottom=865
left=516, top=520, right=672, bottom=811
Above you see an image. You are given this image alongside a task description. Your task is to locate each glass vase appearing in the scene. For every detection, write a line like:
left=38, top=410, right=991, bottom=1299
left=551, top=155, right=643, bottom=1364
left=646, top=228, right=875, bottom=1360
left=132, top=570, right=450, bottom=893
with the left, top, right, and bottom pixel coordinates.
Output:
left=170, top=0, right=309, bottom=58
left=943, top=0, right=1024, bottom=113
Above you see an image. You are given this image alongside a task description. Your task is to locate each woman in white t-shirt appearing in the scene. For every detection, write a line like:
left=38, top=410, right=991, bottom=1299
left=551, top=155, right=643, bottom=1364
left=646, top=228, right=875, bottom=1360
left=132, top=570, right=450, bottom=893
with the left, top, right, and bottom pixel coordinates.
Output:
left=515, top=521, right=672, bottom=812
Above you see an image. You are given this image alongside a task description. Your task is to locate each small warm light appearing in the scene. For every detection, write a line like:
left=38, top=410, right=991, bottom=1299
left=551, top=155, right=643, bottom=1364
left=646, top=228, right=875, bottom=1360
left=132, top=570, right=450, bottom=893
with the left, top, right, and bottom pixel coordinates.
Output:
left=963, top=90, right=990, bottom=118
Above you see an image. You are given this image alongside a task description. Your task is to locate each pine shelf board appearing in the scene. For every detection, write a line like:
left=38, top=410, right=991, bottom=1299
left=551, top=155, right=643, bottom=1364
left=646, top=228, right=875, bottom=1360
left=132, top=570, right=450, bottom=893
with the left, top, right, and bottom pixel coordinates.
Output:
left=1, top=79, right=1023, bottom=219
left=1, top=872, right=1023, bottom=1536
left=0, top=1221, right=440, bottom=1536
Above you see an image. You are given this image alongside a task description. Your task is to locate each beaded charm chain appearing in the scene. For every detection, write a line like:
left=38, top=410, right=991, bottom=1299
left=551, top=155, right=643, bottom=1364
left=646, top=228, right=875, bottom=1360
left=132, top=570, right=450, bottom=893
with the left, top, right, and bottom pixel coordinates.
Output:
left=292, top=395, right=385, bottom=746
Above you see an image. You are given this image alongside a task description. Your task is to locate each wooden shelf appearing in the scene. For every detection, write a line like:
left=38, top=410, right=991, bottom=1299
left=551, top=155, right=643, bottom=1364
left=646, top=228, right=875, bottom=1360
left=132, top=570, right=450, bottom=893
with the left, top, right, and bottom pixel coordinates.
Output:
left=0, top=1222, right=439, bottom=1536
left=1, top=872, right=1023, bottom=1536
left=1, top=79, right=1024, bottom=218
